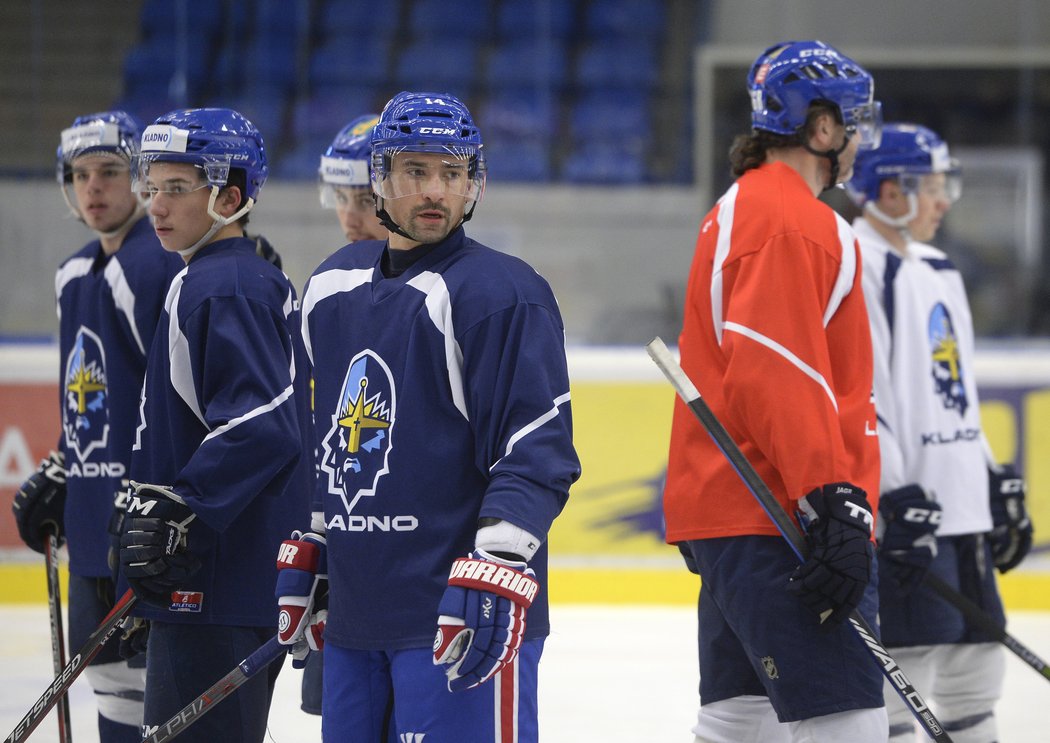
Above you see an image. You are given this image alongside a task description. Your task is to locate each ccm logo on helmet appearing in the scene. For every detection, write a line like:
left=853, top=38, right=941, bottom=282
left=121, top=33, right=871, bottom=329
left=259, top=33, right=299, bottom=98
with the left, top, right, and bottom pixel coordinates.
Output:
left=419, top=127, right=456, bottom=135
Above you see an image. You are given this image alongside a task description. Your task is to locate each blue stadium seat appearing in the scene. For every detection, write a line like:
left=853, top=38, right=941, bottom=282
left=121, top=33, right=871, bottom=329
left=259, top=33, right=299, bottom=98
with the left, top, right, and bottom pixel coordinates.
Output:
left=270, top=140, right=326, bottom=180
left=393, top=41, right=480, bottom=90
left=483, top=139, right=551, bottom=182
left=139, top=0, right=223, bottom=41
left=409, top=0, right=491, bottom=38
left=584, top=0, right=666, bottom=39
left=481, top=92, right=558, bottom=140
left=317, top=0, right=400, bottom=35
left=122, top=37, right=212, bottom=101
left=575, top=40, right=660, bottom=90
left=309, top=38, right=390, bottom=91
left=484, top=41, right=568, bottom=91
left=569, top=92, right=651, bottom=143
left=293, top=94, right=365, bottom=142
left=561, top=142, right=647, bottom=184
left=496, top=0, right=576, bottom=39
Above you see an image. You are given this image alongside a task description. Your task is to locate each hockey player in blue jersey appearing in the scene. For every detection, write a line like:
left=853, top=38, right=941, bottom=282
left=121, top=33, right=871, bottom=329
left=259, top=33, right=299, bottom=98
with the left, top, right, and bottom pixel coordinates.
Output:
left=117, top=107, right=312, bottom=742
left=320, top=113, right=387, bottom=244
left=295, top=113, right=389, bottom=719
left=848, top=123, right=1034, bottom=742
left=275, top=91, right=580, bottom=742
left=10, top=110, right=182, bottom=743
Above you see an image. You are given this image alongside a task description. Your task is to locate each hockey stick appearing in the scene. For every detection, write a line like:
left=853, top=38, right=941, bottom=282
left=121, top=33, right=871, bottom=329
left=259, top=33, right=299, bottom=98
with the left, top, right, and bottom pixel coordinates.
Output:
left=922, top=572, right=1050, bottom=682
left=645, top=337, right=953, bottom=742
left=140, top=635, right=287, bottom=743
left=5, top=588, right=137, bottom=743
left=44, top=530, right=73, bottom=743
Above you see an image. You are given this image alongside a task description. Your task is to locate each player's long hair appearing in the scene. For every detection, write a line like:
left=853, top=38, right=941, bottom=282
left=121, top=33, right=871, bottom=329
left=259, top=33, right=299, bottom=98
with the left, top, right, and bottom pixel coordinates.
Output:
left=729, top=102, right=840, bottom=177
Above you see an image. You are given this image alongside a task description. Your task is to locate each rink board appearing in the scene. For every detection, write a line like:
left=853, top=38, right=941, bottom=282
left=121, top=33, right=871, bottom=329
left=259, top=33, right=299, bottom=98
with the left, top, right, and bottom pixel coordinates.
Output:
left=1, top=345, right=1048, bottom=607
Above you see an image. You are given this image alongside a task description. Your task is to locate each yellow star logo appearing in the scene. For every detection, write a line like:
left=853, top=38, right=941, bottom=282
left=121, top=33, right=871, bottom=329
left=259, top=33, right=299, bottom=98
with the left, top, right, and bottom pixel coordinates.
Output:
left=338, top=377, right=390, bottom=453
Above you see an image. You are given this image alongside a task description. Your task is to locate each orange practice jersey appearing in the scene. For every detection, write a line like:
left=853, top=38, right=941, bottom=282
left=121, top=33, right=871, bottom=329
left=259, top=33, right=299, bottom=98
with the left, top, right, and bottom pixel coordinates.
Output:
left=664, top=161, right=880, bottom=543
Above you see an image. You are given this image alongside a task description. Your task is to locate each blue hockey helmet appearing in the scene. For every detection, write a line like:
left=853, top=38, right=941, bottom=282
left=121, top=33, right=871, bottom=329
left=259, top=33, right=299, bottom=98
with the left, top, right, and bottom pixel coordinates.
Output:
left=846, top=123, right=961, bottom=208
left=56, top=110, right=142, bottom=185
left=370, top=91, right=486, bottom=200
left=748, top=40, right=882, bottom=150
left=132, top=107, right=269, bottom=203
left=319, top=113, right=379, bottom=209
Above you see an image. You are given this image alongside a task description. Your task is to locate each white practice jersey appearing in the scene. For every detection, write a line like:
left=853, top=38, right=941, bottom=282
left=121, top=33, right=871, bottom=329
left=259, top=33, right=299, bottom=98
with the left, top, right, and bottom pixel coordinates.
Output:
left=855, top=217, right=992, bottom=536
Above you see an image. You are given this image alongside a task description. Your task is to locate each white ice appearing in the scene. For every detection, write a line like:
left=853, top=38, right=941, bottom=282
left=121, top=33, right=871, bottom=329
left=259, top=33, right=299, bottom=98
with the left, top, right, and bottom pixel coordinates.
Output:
left=2, top=605, right=1048, bottom=742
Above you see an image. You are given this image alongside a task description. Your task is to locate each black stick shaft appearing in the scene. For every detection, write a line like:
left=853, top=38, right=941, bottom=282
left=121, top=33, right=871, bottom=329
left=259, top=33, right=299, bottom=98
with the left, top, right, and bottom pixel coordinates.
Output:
left=5, top=589, right=137, bottom=743
left=922, top=572, right=1050, bottom=681
left=141, top=635, right=286, bottom=743
left=646, top=337, right=953, bottom=742
left=44, top=531, right=73, bottom=743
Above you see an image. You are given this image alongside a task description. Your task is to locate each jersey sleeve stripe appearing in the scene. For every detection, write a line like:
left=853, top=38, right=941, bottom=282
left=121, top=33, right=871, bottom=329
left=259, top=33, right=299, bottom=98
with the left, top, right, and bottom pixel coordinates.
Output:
left=103, top=256, right=147, bottom=356
left=300, top=268, right=374, bottom=365
left=407, top=271, right=468, bottom=421
left=166, top=276, right=207, bottom=427
left=709, top=183, right=739, bottom=344
left=54, top=257, right=94, bottom=320
left=202, top=383, right=296, bottom=444
left=723, top=320, right=838, bottom=412
left=489, top=391, right=572, bottom=472
left=823, top=214, right=858, bottom=327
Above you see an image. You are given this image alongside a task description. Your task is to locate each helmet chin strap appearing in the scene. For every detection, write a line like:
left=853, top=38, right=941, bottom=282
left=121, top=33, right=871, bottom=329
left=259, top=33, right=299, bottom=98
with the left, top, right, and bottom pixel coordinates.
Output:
left=864, top=192, right=918, bottom=236
left=374, top=195, right=476, bottom=242
left=177, top=186, right=255, bottom=260
left=803, top=133, right=852, bottom=192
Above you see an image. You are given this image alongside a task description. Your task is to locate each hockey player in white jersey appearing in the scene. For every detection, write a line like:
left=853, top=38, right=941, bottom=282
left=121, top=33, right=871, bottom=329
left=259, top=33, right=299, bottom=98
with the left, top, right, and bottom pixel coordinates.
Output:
left=275, top=91, right=580, bottom=742
left=847, top=123, right=1034, bottom=742
left=10, top=110, right=182, bottom=742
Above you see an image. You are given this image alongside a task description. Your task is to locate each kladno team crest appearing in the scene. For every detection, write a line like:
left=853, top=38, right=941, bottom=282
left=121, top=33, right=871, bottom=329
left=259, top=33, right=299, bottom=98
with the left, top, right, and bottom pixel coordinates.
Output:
left=928, top=302, right=968, bottom=416
left=320, top=350, right=396, bottom=513
left=63, top=326, right=110, bottom=461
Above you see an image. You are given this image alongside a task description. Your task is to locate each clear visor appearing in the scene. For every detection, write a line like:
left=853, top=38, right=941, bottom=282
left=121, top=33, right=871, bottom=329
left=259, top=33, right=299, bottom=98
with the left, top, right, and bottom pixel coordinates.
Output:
left=372, top=145, right=485, bottom=202
left=319, top=183, right=376, bottom=212
left=898, top=170, right=962, bottom=204
left=844, top=101, right=883, bottom=151
left=130, top=152, right=231, bottom=196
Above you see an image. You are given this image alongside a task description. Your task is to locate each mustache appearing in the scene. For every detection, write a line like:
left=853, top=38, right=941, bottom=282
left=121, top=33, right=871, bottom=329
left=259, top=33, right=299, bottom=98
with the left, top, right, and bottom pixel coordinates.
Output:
left=411, top=202, right=450, bottom=219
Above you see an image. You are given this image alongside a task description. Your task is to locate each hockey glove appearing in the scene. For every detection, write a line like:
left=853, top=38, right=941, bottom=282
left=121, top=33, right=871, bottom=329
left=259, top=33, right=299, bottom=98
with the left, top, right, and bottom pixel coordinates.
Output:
left=275, top=531, right=328, bottom=668
left=788, top=483, right=874, bottom=626
left=433, top=549, right=539, bottom=692
left=11, top=450, right=67, bottom=553
left=120, top=482, right=203, bottom=608
left=877, top=484, right=942, bottom=594
left=118, top=616, right=149, bottom=660
left=107, top=480, right=131, bottom=583
left=988, top=465, right=1033, bottom=573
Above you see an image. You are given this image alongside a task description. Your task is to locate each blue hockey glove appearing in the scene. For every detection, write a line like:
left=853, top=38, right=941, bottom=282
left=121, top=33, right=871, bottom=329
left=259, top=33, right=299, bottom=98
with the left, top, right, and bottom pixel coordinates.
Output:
left=877, top=484, right=942, bottom=594
left=988, top=465, right=1033, bottom=573
left=107, top=480, right=131, bottom=584
left=275, top=531, right=328, bottom=668
left=11, top=450, right=67, bottom=553
left=788, top=483, right=874, bottom=626
left=120, top=482, right=204, bottom=608
left=433, top=549, right=539, bottom=692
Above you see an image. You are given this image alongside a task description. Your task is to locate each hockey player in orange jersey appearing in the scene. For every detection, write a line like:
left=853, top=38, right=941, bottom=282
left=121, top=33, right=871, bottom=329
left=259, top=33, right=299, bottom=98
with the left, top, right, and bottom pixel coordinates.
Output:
left=664, top=40, right=887, bottom=742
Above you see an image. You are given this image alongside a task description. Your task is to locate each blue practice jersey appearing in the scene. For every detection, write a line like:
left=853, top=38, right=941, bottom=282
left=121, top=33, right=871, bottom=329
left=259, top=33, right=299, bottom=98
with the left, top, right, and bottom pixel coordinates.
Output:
left=130, top=237, right=312, bottom=626
left=302, top=227, right=580, bottom=651
left=55, top=216, right=183, bottom=577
